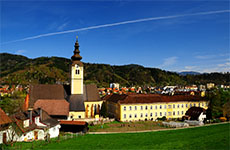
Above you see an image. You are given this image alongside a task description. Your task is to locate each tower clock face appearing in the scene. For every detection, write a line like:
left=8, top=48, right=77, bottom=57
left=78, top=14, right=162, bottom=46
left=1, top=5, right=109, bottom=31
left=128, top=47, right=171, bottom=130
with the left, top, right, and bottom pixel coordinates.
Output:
left=76, top=65, right=79, bottom=68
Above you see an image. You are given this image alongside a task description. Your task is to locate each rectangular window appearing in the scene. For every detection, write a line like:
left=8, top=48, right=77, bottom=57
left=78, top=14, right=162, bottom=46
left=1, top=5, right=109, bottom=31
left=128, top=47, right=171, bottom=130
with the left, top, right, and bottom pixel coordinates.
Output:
left=190, top=104, right=192, bottom=107
left=145, top=113, right=148, bottom=117
left=173, top=104, right=175, bottom=108
left=141, top=106, right=143, bottom=110
left=124, top=106, right=126, bottom=111
left=177, top=104, right=180, bottom=108
left=150, top=113, right=153, bottom=117
left=155, top=112, right=157, bottom=117
left=135, top=114, right=137, bottom=118
left=150, top=106, right=153, bottom=110
left=194, top=104, right=196, bottom=107
left=129, top=114, right=132, bottom=118
left=160, top=112, right=162, bottom=116
left=173, top=111, right=175, bottom=116
left=141, top=113, right=143, bottom=118
left=177, top=111, right=180, bottom=115
left=160, top=105, right=162, bottom=109
left=181, top=104, right=184, bottom=108
left=164, top=105, right=167, bottom=109
left=135, top=106, right=137, bottom=110
left=181, top=111, right=184, bottom=115
left=168, top=112, right=171, bottom=116
left=155, top=106, right=157, bottom=109
left=129, top=106, right=132, bottom=110
left=145, top=106, right=148, bottom=110
left=124, top=114, right=126, bottom=118
left=168, top=105, right=171, bottom=109
left=186, top=104, right=188, bottom=108
left=164, top=112, right=167, bottom=116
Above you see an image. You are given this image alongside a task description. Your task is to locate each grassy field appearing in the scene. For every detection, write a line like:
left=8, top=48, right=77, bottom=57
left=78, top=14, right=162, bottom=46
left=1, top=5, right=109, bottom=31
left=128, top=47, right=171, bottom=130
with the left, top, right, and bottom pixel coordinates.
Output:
left=3, top=123, right=229, bottom=150
left=88, top=121, right=166, bottom=132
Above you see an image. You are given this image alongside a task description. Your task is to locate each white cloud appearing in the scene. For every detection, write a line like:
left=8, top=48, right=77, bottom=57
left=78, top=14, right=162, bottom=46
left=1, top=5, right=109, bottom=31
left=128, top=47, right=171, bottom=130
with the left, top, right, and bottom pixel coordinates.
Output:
left=184, top=66, right=197, bottom=70
left=197, top=61, right=230, bottom=73
left=161, top=56, right=178, bottom=67
left=201, top=67, right=230, bottom=73
left=218, top=62, right=230, bottom=67
left=195, top=52, right=229, bottom=60
left=57, top=23, right=68, bottom=31
left=15, top=50, right=26, bottom=55
left=195, top=55, right=216, bottom=59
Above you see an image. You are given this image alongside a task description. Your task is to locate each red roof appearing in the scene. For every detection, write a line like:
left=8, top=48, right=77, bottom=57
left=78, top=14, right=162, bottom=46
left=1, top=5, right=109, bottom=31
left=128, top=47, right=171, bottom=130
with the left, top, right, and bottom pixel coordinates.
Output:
left=0, top=108, right=12, bottom=125
left=34, top=99, right=69, bottom=116
left=106, top=94, right=207, bottom=104
left=60, top=120, right=86, bottom=125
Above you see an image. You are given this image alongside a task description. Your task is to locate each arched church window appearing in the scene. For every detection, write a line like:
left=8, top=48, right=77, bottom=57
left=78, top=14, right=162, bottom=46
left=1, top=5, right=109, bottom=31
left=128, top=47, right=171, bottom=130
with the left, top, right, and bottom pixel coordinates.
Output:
left=76, top=65, right=80, bottom=75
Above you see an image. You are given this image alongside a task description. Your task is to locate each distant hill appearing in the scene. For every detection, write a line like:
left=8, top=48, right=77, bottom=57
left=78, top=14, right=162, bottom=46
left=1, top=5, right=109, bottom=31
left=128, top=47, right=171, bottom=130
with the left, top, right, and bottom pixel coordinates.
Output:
left=0, top=53, right=229, bottom=87
left=179, top=71, right=201, bottom=76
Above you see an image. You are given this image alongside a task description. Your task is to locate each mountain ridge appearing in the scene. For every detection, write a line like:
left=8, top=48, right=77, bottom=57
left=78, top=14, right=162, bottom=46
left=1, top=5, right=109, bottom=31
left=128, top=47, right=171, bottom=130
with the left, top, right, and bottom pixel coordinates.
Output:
left=0, top=53, right=229, bottom=87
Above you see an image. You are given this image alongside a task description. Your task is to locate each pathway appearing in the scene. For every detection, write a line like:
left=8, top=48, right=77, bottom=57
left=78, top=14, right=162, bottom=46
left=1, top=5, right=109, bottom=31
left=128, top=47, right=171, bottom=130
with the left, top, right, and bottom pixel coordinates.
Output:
left=88, top=122, right=229, bottom=134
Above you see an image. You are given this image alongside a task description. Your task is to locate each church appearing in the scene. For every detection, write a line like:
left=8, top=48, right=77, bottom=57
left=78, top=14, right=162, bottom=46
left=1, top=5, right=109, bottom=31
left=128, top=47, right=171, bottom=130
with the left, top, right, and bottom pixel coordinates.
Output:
left=24, top=37, right=103, bottom=120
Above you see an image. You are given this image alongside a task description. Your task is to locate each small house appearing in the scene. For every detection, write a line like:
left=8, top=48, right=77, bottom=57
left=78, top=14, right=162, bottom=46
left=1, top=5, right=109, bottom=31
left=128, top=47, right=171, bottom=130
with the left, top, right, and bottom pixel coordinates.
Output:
left=0, top=108, right=13, bottom=144
left=184, top=107, right=206, bottom=121
left=10, top=109, right=60, bottom=142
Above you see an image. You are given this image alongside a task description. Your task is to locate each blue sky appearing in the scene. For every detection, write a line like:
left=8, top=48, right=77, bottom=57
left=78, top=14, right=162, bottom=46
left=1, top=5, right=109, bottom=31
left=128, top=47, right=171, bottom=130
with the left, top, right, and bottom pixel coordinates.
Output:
left=1, top=1, right=229, bottom=73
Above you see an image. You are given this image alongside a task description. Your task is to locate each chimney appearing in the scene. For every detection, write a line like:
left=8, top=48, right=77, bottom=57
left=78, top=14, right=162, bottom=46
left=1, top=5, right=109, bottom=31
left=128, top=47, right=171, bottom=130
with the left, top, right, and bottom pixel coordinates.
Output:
left=29, top=110, right=33, bottom=124
left=39, top=108, right=42, bottom=121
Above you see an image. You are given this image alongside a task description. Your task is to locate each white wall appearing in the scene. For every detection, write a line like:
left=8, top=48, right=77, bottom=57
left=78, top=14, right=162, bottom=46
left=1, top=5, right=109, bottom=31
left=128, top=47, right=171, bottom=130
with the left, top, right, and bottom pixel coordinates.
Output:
left=198, top=112, right=206, bottom=121
left=48, top=125, right=61, bottom=138
left=0, top=127, right=20, bottom=144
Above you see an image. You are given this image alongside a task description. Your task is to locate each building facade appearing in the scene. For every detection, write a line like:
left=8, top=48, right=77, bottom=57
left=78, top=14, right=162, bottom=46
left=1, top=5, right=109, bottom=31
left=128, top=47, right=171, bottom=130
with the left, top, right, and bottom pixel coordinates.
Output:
left=106, top=94, right=208, bottom=122
left=67, top=38, right=103, bottom=119
left=26, top=37, right=103, bottom=120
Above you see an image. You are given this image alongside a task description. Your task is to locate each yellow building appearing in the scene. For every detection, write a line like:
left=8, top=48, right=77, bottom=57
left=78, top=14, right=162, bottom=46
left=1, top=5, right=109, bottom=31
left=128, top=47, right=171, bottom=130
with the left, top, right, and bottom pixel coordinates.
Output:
left=67, top=38, right=103, bottom=120
left=106, top=94, right=209, bottom=122
left=27, top=38, right=103, bottom=120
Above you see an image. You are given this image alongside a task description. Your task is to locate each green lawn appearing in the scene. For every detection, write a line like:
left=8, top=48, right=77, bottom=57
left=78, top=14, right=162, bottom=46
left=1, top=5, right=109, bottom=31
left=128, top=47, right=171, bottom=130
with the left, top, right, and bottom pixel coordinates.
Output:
left=4, top=123, right=230, bottom=150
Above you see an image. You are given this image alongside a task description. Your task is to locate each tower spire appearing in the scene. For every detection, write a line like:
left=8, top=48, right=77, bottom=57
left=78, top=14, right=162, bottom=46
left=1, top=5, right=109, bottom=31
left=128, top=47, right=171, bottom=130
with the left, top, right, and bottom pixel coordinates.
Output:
left=70, top=36, right=84, bottom=95
left=71, top=36, right=82, bottom=61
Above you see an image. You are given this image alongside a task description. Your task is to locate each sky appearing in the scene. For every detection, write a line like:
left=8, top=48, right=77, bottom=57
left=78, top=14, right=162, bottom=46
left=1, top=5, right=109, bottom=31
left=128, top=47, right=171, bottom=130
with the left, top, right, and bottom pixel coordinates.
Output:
left=0, top=0, right=229, bottom=73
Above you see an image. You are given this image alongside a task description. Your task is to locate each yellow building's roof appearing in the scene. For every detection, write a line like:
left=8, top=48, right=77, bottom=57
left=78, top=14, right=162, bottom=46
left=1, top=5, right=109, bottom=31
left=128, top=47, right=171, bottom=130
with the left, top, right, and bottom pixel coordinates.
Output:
left=106, top=94, right=207, bottom=104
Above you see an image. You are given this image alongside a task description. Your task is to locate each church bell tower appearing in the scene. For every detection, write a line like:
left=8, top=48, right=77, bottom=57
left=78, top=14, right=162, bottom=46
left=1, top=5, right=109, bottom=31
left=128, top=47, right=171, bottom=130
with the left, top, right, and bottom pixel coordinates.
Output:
left=70, top=37, right=83, bottom=95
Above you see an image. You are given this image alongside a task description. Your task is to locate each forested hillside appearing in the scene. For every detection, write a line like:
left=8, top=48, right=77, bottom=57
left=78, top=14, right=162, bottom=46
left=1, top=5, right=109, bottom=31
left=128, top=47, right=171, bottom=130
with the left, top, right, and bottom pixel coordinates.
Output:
left=0, top=53, right=229, bottom=87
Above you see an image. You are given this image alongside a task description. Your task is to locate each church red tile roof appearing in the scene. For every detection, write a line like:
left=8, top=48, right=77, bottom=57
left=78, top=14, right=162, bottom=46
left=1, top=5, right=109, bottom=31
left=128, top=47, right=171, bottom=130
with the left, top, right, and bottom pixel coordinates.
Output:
left=29, top=84, right=66, bottom=108
left=106, top=94, right=207, bottom=104
left=33, top=99, right=69, bottom=116
left=60, top=120, right=86, bottom=125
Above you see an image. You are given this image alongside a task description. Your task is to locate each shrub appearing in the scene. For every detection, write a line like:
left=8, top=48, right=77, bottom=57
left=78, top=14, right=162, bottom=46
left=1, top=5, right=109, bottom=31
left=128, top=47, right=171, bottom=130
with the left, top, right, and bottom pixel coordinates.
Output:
left=219, top=117, right=227, bottom=122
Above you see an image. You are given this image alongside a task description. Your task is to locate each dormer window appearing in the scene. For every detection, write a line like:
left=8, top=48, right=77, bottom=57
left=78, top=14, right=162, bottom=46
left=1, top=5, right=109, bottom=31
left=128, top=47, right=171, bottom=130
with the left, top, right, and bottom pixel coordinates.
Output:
left=75, top=65, right=80, bottom=75
left=23, top=119, right=29, bottom=128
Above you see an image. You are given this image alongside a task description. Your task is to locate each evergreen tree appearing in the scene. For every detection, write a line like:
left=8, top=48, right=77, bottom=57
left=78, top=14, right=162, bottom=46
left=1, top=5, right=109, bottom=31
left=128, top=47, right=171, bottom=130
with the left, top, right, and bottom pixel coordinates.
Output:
left=100, top=102, right=108, bottom=118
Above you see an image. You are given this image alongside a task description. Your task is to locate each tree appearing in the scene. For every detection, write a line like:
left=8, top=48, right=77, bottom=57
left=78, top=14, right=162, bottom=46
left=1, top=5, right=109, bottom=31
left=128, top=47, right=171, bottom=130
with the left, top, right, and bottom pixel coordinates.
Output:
left=0, top=91, right=25, bottom=115
left=100, top=102, right=108, bottom=118
left=207, top=88, right=230, bottom=118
